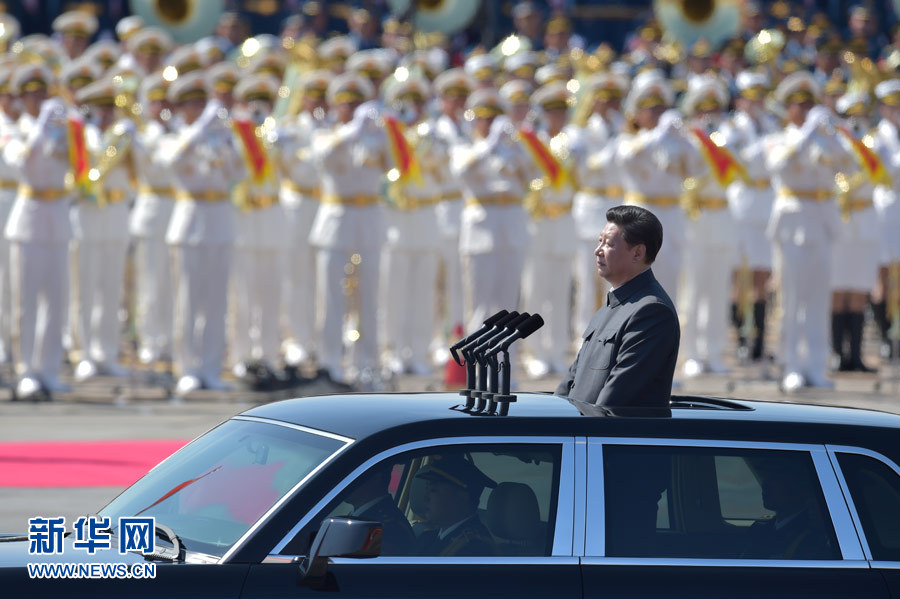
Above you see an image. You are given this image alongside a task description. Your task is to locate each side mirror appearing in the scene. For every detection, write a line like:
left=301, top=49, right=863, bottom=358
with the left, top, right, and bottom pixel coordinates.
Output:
left=298, top=518, right=382, bottom=584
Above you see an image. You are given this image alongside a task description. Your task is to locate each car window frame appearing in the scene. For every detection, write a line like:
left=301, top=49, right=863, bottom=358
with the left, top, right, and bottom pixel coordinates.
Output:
left=268, top=435, right=579, bottom=564
left=582, top=437, right=867, bottom=568
left=219, top=416, right=355, bottom=563
left=826, top=444, right=900, bottom=569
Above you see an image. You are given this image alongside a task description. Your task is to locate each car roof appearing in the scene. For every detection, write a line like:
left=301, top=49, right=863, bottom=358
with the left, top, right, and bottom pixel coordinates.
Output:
left=239, top=392, right=900, bottom=441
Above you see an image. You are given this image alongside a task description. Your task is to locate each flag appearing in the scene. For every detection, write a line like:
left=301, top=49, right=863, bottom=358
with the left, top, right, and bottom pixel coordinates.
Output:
left=518, top=126, right=565, bottom=190
left=232, top=118, right=274, bottom=184
left=689, top=126, right=747, bottom=187
left=66, top=116, right=95, bottom=200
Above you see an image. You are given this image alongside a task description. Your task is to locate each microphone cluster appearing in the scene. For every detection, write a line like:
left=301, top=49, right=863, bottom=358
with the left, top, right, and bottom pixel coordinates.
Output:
left=449, top=309, right=544, bottom=416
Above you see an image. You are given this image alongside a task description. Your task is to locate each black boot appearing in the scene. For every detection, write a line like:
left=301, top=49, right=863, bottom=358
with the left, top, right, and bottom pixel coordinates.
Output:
left=872, top=300, right=893, bottom=359
left=751, top=300, right=766, bottom=361
left=848, top=312, right=876, bottom=373
left=832, top=312, right=850, bottom=371
left=731, top=302, right=745, bottom=350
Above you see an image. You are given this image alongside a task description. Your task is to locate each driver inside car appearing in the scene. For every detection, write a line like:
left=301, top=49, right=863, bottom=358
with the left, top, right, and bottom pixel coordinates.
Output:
left=415, top=455, right=498, bottom=557
left=343, top=464, right=416, bottom=556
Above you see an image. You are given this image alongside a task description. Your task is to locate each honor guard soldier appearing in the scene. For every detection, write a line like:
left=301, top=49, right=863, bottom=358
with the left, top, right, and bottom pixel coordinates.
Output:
left=464, top=54, right=499, bottom=90
left=503, top=51, right=540, bottom=86
left=830, top=92, right=881, bottom=373
left=207, top=60, right=240, bottom=111
left=0, top=66, right=17, bottom=364
left=130, top=72, right=175, bottom=366
left=126, top=28, right=173, bottom=75
left=277, top=70, right=330, bottom=368
left=309, top=73, right=387, bottom=382
left=380, top=74, right=443, bottom=376
left=766, top=72, right=850, bottom=392
left=617, top=71, right=697, bottom=302
left=162, top=71, right=247, bottom=394
left=720, top=70, right=780, bottom=363
left=499, top=79, right=534, bottom=127
left=871, top=80, right=900, bottom=360
left=167, top=45, right=204, bottom=78
left=569, top=71, right=628, bottom=336
left=318, top=36, right=358, bottom=75
left=52, top=10, right=98, bottom=61
left=115, top=15, right=144, bottom=43
left=71, top=77, right=137, bottom=381
left=678, top=75, right=737, bottom=378
left=431, top=68, right=475, bottom=361
left=4, top=65, right=72, bottom=398
left=453, top=88, right=532, bottom=334
left=346, top=49, right=393, bottom=104
left=229, top=74, right=287, bottom=384
left=520, top=82, right=577, bottom=378
left=59, top=58, right=101, bottom=101
left=83, top=40, right=121, bottom=72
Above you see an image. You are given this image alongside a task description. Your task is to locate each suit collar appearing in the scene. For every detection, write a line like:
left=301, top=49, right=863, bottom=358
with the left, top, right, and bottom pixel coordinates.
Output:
left=607, top=268, right=654, bottom=308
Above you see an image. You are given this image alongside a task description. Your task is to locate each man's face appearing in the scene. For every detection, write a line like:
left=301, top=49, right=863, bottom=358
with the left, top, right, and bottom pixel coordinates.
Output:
left=595, top=222, right=643, bottom=286
left=0, top=93, right=17, bottom=118
left=178, top=97, right=206, bottom=124
left=441, top=95, right=466, bottom=116
left=303, top=96, right=328, bottom=116
left=61, top=34, right=89, bottom=59
left=786, top=100, right=813, bottom=126
left=213, top=90, right=234, bottom=111
left=544, top=107, right=567, bottom=132
left=135, top=52, right=162, bottom=75
left=544, top=29, right=570, bottom=51
left=592, top=97, right=620, bottom=119
left=423, top=480, right=468, bottom=527
left=21, top=89, right=47, bottom=116
left=515, top=13, right=542, bottom=39
left=474, top=115, right=494, bottom=138
left=335, top=100, right=361, bottom=124
left=510, top=103, right=529, bottom=124
left=635, top=104, right=665, bottom=130
left=881, top=104, right=900, bottom=125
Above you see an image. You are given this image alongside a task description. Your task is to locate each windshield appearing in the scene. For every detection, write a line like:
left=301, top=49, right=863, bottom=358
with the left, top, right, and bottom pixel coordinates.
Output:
left=99, top=419, right=347, bottom=557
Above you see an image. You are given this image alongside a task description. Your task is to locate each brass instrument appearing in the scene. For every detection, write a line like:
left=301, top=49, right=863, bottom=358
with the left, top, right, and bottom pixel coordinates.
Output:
left=387, top=0, right=481, bottom=35
left=744, top=29, right=786, bottom=65
left=0, top=14, right=20, bottom=53
left=654, top=0, right=741, bottom=50
left=128, top=0, right=225, bottom=43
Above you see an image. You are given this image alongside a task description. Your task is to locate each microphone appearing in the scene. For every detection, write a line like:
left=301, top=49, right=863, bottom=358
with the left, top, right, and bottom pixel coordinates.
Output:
left=459, top=311, right=519, bottom=357
left=450, top=310, right=508, bottom=352
left=472, top=312, right=530, bottom=364
left=486, top=314, right=544, bottom=358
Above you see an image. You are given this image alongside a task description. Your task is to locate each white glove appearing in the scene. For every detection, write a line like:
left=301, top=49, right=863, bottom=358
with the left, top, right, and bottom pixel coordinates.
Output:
left=801, top=106, right=832, bottom=137
left=656, top=109, right=683, bottom=134
left=487, top=115, right=513, bottom=146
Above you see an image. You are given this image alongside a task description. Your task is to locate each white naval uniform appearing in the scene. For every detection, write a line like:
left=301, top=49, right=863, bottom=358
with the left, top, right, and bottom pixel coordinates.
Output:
left=230, top=158, right=287, bottom=367
left=277, top=111, right=324, bottom=363
left=617, top=120, right=699, bottom=303
left=832, top=123, right=881, bottom=292
left=680, top=123, right=736, bottom=371
left=765, top=121, right=849, bottom=383
left=130, top=119, right=175, bottom=364
left=380, top=119, right=444, bottom=372
left=3, top=102, right=73, bottom=387
left=568, top=112, right=624, bottom=335
left=872, top=118, right=900, bottom=265
left=520, top=128, right=577, bottom=372
left=433, top=114, right=467, bottom=339
left=0, top=117, right=20, bottom=363
left=721, top=111, right=779, bottom=270
left=309, top=113, right=389, bottom=377
left=453, top=122, right=532, bottom=333
left=161, top=103, right=246, bottom=385
left=71, top=120, right=134, bottom=369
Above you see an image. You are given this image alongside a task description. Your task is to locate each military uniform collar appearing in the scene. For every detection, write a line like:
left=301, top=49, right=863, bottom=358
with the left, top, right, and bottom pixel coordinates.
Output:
left=607, top=268, right=653, bottom=308
left=438, top=515, right=476, bottom=540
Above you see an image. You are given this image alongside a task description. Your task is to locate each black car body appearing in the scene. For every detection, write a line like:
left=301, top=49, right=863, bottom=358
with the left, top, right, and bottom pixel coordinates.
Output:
left=2, top=392, right=900, bottom=597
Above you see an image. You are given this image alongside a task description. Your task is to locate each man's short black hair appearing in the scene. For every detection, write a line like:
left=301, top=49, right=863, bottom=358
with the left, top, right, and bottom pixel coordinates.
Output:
left=605, top=205, right=664, bottom=264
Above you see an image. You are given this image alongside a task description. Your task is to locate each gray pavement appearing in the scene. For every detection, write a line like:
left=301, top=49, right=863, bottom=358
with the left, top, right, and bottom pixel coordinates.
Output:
left=1, top=358, right=900, bottom=533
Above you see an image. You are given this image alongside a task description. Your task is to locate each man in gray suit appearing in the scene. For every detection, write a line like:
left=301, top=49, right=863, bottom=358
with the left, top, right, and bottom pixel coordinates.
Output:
left=556, top=205, right=680, bottom=407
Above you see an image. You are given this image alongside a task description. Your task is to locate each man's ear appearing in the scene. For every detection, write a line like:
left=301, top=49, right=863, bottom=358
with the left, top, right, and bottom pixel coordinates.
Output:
left=633, top=243, right=646, bottom=263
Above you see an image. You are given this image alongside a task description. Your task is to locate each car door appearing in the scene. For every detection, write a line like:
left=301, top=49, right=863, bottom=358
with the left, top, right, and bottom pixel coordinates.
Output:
left=827, top=445, right=900, bottom=597
left=580, top=438, right=891, bottom=598
left=241, top=436, right=581, bottom=598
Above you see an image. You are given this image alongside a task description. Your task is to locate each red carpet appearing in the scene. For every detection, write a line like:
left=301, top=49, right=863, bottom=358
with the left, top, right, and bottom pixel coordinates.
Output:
left=0, top=439, right=190, bottom=487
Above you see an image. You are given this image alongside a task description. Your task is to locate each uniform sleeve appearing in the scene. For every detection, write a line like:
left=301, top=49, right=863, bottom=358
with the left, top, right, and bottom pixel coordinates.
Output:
left=596, top=301, right=680, bottom=407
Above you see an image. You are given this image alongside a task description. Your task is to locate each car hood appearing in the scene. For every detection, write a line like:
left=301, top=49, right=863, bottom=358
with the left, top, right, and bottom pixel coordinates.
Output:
left=0, top=534, right=148, bottom=566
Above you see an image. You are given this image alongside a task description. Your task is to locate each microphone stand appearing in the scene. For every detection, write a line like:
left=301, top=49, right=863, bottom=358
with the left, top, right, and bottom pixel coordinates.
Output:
left=492, top=349, right=517, bottom=417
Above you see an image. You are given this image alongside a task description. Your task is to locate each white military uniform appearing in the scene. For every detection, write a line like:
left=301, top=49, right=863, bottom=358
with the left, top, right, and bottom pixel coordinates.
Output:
left=130, top=118, right=175, bottom=364
left=454, top=114, right=532, bottom=333
left=520, top=125, right=576, bottom=375
left=4, top=99, right=73, bottom=392
left=872, top=117, right=900, bottom=266
left=433, top=113, right=467, bottom=346
left=230, top=120, right=287, bottom=369
left=380, top=117, right=444, bottom=374
left=617, top=118, right=697, bottom=304
left=162, top=99, right=246, bottom=389
left=71, top=117, right=135, bottom=377
left=310, top=106, right=389, bottom=379
left=765, top=96, right=849, bottom=388
left=0, top=110, right=20, bottom=363
left=568, top=110, right=624, bottom=335
left=277, top=110, right=324, bottom=365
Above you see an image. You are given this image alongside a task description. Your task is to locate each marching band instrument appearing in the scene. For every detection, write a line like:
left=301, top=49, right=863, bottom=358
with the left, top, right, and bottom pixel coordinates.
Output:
left=654, top=0, right=740, bottom=50
left=387, top=0, right=481, bottom=34
left=129, top=0, right=224, bottom=43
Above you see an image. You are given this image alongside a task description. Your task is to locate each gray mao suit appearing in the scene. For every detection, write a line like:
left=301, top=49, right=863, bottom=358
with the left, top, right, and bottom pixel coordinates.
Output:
left=556, top=268, right=680, bottom=407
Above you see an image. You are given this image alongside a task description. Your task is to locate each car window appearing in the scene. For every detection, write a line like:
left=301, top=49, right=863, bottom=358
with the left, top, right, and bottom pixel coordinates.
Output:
left=836, top=452, right=900, bottom=561
left=284, top=444, right=562, bottom=558
left=602, top=445, right=840, bottom=560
